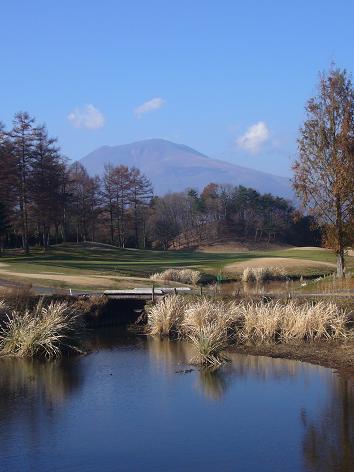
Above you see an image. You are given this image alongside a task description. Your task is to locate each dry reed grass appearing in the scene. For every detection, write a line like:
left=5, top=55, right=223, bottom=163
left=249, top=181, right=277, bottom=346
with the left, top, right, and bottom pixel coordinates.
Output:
left=146, top=294, right=189, bottom=336
left=150, top=268, right=201, bottom=285
left=181, top=299, right=236, bottom=366
left=237, top=300, right=350, bottom=343
left=186, top=323, right=229, bottom=366
left=0, top=299, right=82, bottom=359
left=146, top=295, right=351, bottom=366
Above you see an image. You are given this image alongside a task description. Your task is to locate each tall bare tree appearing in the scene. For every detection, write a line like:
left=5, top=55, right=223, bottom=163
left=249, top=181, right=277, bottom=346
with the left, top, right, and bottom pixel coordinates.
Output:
left=8, top=112, right=36, bottom=253
left=129, top=167, right=153, bottom=247
left=293, top=67, right=354, bottom=277
left=0, top=123, right=16, bottom=248
left=110, top=165, right=131, bottom=247
left=30, top=125, right=66, bottom=247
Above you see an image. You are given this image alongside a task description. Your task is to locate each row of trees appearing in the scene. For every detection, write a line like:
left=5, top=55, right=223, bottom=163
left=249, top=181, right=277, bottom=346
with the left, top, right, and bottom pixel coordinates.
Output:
left=149, top=184, right=318, bottom=250
left=0, top=113, right=153, bottom=251
left=0, top=112, right=316, bottom=253
left=0, top=113, right=66, bottom=252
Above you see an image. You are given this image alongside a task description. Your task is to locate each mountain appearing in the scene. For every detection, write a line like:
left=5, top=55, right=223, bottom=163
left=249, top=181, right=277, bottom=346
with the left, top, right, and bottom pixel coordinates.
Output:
left=79, top=138, right=293, bottom=199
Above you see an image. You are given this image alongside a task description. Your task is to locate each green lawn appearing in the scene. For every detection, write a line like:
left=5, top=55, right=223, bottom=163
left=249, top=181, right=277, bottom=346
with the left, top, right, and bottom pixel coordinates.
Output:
left=0, top=242, right=352, bottom=290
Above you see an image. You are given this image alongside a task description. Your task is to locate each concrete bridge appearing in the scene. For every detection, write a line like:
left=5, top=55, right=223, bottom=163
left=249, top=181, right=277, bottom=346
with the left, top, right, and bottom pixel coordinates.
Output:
left=103, top=287, right=192, bottom=301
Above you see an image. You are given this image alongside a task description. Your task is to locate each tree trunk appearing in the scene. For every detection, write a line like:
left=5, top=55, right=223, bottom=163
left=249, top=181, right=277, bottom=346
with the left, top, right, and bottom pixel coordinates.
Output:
left=335, top=197, right=345, bottom=278
left=336, top=249, right=345, bottom=278
left=109, top=206, right=114, bottom=244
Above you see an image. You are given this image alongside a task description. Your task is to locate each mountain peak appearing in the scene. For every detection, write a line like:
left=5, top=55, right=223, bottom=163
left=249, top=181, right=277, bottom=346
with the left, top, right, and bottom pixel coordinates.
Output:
left=79, top=139, right=292, bottom=198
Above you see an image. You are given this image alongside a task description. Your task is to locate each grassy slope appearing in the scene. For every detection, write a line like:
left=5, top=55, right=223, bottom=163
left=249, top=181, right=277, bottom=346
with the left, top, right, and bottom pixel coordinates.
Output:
left=0, top=243, right=352, bottom=290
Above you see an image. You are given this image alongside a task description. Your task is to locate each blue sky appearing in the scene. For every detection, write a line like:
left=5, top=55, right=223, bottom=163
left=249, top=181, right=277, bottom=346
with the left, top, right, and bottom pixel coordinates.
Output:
left=1, top=0, right=353, bottom=176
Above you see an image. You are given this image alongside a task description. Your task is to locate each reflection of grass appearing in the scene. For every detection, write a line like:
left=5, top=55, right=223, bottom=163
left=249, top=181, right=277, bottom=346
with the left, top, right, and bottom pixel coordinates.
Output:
left=0, top=242, right=352, bottom=290
left=0, top=357, right=81, bottom=405
left=197, top=369, right=228, bottom=400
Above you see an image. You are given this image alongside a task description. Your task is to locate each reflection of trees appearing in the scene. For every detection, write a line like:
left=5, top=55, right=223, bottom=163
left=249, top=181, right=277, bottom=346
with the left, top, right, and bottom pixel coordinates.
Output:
left=302, top=377, right=353, bottom=472
left=0, top=357, right=83, bottom=426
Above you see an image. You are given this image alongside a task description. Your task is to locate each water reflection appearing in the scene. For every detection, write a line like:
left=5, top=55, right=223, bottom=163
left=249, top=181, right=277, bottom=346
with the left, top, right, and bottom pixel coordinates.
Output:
left=219, top=280, right=297, bottom=296
left=219, top=277, right=354, bottom=297
left=0, top=332, right=352, bottom=472
left=146, top=336, right=325, bottom=400
left=0, top=357, right=82, bottom=409
left=302, top=377, right=354, bottom=472
left=147, top=335, right=194, bottom=366
left=197, top=368, right=229, bottom=400
left=0, top=356, right=83, bottom=457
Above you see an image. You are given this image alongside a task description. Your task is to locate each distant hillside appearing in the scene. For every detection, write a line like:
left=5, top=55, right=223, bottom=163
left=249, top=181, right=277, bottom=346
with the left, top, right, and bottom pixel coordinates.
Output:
left=79, top=138, right=293, bottom=199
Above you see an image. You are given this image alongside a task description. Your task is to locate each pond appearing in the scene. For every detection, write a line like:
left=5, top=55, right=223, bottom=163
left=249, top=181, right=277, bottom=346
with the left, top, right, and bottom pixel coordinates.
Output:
left=0, top=329, right=352, bottom=472
left=218, top=277, right=354, bottom=297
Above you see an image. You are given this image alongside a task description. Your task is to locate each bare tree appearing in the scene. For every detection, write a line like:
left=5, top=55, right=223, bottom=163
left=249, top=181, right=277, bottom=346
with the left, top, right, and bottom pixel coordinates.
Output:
left=293, top=67, right=354, bottom=277
left=102, top=163, right=115, bottom=244
left=8, top=112, right=36, bottom=253
left=129, top=167, right=153, bottom=247
left=30, top=125, right=66, bottom=247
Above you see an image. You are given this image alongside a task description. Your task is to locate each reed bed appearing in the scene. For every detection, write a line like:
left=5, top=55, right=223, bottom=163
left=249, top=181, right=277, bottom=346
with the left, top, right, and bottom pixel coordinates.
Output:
left=186, top=323, right=229, bottom=366
left=146, top=295, right=351, bottom=367
left=0, top=299, right=82, bottom=359
left=181, top=299, right=236, bottom=366
left=241, top=267, right=286, bottom=283
left=146, top=294, right=189, bottom=336
left=238, top=300, right=350, bottom=343
left=150, top=268, right=201, bottom=285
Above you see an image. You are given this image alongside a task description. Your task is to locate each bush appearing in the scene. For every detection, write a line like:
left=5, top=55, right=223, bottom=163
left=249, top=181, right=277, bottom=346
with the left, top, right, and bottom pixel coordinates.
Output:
left=150, top=268, right=201, bottom=285
left=181, top=299, right=235, bottom=366
left=187, top=322, right=229, bottom=367
left=0, top=299, right=82, bottom=359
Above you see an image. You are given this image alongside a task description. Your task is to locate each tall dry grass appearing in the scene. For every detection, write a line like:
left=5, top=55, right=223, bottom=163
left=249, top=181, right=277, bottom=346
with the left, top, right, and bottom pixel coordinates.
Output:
left=150, top=268, right=201, bottom=285
left=146, top=294, right=189, bottom=336
left=0, top=299, right=82, bottom=359
left=186, top=323, right=229, bottom=366
left=180, top=299, right=236, bottom=366
left=146, top=295, right=351, bottom=366
left=237, top=300, right=350, bottom=343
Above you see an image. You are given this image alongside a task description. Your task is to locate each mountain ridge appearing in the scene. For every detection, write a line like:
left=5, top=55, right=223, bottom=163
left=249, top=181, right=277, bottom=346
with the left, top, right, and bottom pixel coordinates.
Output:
left=79, top=138, right=293, bottom=199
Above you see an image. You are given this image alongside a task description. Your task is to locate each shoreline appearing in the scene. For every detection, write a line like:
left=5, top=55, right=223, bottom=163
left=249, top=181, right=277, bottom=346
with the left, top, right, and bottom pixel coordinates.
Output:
left=228, top=341, right=354, bottom=379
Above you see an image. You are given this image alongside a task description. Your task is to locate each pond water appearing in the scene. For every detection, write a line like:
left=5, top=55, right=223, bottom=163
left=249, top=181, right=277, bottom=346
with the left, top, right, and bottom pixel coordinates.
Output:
left=218, top=277, right=354, bottom=297
left=0, top=330, right=353, bottom=472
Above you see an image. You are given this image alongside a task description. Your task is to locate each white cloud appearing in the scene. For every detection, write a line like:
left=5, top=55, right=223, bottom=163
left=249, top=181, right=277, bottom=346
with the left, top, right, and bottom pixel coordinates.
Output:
left=67, top=104, right=105, bottom=129
left=134, top=97, right=166, bottom=118
left=236, top=121, right=270, bottom=153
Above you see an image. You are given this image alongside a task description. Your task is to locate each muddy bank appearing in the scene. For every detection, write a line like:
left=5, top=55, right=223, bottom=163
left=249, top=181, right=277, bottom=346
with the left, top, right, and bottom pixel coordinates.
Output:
left=229, top=341, right=354, bottom=379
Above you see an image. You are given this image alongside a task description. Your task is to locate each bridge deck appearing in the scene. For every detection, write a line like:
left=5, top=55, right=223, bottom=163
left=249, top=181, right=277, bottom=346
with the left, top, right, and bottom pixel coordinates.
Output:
left=103, top=287, right=191, bottom=300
